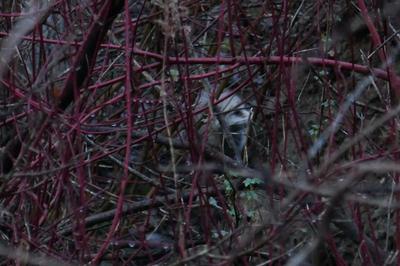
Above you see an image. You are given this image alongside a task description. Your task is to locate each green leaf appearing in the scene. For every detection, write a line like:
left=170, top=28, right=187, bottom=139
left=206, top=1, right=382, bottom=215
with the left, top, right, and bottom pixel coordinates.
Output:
left=169, top=69, right=179, bottom=82
left=224, top=180, right=233, bottom=193
left=245, top=190, right=259, bottom=201
left=243, top=177, right=263, bottom=188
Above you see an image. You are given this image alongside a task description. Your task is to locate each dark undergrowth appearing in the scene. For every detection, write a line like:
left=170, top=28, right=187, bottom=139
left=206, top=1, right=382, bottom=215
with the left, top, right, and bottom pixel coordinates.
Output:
left=0, top=0, right=400, bottom=265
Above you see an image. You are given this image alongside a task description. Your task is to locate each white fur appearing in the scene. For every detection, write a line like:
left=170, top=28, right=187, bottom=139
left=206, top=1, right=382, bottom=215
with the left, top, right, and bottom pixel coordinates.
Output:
left=196, top=90, right=251, bottom=157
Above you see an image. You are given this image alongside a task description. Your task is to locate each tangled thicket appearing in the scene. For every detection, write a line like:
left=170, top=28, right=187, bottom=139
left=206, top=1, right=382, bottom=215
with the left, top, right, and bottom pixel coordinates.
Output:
left=0, top=0, right=400, bottom=265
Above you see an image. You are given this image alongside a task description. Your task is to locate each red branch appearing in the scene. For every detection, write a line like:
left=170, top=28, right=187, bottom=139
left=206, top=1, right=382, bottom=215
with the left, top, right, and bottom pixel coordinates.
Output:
left=0, top=32, right=393, bottom=83
left=357, top=0, right=400, bottom=102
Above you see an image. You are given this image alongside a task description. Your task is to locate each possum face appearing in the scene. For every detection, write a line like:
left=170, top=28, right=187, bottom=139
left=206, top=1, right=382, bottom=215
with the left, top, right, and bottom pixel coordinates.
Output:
left=215, top=93, right=252, bottom=157
left=197, top=91, right=251, bottom=159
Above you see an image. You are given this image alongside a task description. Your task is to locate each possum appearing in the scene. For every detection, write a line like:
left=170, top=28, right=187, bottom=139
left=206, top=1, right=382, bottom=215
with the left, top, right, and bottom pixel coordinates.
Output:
left=195, top=90, right=252, bottom=160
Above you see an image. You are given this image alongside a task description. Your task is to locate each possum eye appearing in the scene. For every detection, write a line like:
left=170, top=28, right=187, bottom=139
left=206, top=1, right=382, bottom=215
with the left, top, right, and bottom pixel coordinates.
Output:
left=229, top=124, right=246, bottom=133
left=233, top=110, right=244, bottom=116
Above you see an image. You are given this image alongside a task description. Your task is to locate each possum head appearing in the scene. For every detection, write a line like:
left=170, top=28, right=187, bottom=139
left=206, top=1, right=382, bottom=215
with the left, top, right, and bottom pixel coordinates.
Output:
left=198, top=91, right=252, bottom=159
